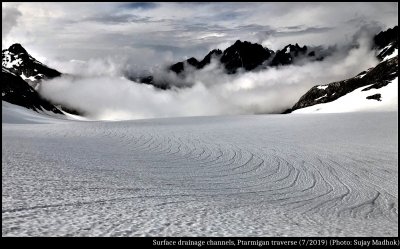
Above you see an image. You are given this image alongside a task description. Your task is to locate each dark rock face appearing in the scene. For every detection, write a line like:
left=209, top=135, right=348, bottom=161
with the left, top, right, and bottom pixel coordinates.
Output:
left=377, top=42, right=398, bottom=61
left=2, top=43, right=84, bottom=116
left=374, top=26, right=398, bottom=61
left=284, top=56, right=398, bottom=113
left=168, top=50, right=223, bottom=75
left=169, top=57, right=200, bottom=74
left=374, top=26, right=398, bottom=50
left=169, top=49, right=226, bottom=75
left=2, top=68, right=63, bottom=114
left=366, top=94, right=382, bottom=101
left=198, top=49, right=223, bottom=69
left=270, top=43, right=308, bottom=66
left=220, top=40, right=272, bottom=73
left=8, top=43, right=28, bottom=54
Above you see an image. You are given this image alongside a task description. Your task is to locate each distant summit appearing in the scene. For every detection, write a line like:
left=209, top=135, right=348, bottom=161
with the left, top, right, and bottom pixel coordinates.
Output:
left=2, top=43, right=82, bottom=116
left=220, top=40, right=273, bottom=73
left=169, top=49, right=223, bottom=74
left=2, top=43, right=61, bottom=89
left=8, top=43, right=28, bottom=54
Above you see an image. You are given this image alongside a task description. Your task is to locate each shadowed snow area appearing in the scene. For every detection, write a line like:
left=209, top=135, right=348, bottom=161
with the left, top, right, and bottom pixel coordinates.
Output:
left=1, top=101, right=88, bottom=124
left=2, top=103, right=398, bottom=236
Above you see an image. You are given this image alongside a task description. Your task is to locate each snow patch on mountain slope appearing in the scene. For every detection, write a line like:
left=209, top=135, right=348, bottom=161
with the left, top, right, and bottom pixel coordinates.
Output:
left=317, top=85, right=328, bottom=90
left=315, top=94, right=327, bottom=101
left=293, top=77, right=398, bottom=113
left=20, top=72, right=39, bottom=82
left=3, top=56, right=23, bottom=68
left=383, top=48, right=398, bottom=62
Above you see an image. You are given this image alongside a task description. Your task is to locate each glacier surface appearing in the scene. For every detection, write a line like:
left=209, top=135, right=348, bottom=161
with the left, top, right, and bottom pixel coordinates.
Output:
left=2, top=102, right=398, bottom=236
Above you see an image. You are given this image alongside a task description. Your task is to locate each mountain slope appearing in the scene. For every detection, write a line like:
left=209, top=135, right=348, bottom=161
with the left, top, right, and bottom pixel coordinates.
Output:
left=284, top=26, right=398, bottom=114
left=284, top=56, right=398, bottom=113
left=169, top=49, right=223, bottom=74
left=374, top=26, right=398, bottom=61
left=2, top=68, right=63, bottom=114
left=292, top=77, right=397, bottom=113
left=2, top=44, right=84, bottom=116
left=2, top=43, right=61, bottom=89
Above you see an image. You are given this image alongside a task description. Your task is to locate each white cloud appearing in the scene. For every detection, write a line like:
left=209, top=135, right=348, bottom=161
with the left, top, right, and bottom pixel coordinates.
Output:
left=38, top=35, right=379, bottom=120
left=2, top=5, right=22, bottom=48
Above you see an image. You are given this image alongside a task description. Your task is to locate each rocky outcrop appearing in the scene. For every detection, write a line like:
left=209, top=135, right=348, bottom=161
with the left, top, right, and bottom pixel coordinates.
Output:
left=198, top=49, right=223, bottom=68
left=169, top=49, right=223, bottom=75
left=270, top=43, right=307, bottom=66
left=374, top=26, right=398, bottom=61
left=366, top=93, right=382, bottom=101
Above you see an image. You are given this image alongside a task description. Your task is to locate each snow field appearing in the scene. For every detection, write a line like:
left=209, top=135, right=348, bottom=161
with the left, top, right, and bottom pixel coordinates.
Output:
left=2, top=107, right=398, bottom=236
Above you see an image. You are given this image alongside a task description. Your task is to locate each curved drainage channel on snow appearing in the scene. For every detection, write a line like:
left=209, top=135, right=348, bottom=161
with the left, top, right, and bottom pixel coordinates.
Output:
left=2, top=111, right=398, bottom=236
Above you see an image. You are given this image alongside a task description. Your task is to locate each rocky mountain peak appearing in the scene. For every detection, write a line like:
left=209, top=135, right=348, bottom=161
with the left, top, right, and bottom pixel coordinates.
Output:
left=270, top=43, right=308, bottom=66
left=374, top=26, right=398, bottom=50
left=7, top=43, right=28, bottom=55
left=220, top=40, right=272, bottom=73
left=374, top=26, right=398, bottom=61
left=2, top=43, right=61, bottom=89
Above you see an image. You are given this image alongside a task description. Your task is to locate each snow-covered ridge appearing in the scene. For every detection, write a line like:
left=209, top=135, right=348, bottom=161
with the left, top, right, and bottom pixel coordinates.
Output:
left=2, top=44, right=61, bottom=88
